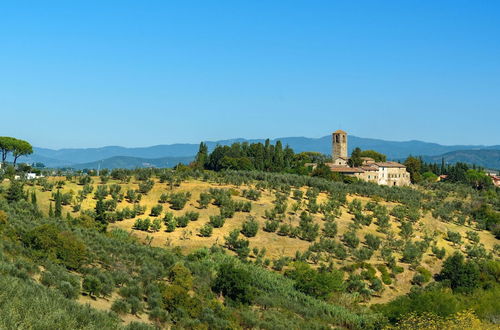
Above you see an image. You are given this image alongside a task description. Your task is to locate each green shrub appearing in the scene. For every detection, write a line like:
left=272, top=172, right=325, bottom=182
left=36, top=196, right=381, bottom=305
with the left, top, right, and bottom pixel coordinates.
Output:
left=343, top=231, right=360, bottom=249
left=263, top=220, right=279, bottom=232
left=209, top=215, right=226, bottom=228
left=322, top=221, right=338, bottom=238
left=111, top=299, right=130, bottom=315
left=241, top=216, right=259, bottom=238
left=364, top=233, right=381, bottom=250
left=199, top=223, right=213, bottom=237
left=150, top=204, right=163, bottom=217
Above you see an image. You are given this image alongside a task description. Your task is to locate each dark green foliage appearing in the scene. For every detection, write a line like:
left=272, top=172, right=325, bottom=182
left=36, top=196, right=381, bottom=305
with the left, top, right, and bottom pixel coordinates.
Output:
left=225, top=230, right=250, bottom=260
left=241, top=216, right=259, bottom=238
left=133, top=218, right=151, bottom=231
left=150, top=218, right=162, bottom=232
left=436, top=252, right=481, bottom=293
left=199, top=223, right=213, bottom=237
left=264, top=219, right=279, bottom=232
left=354, top=247, right=374, bottom=262
left=209, top=215, right=225, bottom=228
left=158, top=193, right=169, bottom=204
left=185, top=211, right=199, bottom=221
left=168, top=192, right=191, bottom=210
left=242, top=189, right=261, bottom=201
left=412, top=267, right=432, bottom=286
left=175, top=215, right=189, bottom=228
left=376, top=265, right=392, bottom=285
left=205, top=140, right=300, bottom=173
left=219, top=203, right=235, bottom=218
left=364, top=234, right=381, bottom=250
left=432, top=245, right=446, bottom=259
left=54, top=189, right=63, bottom=218
left=375, top=286, right=464, bottom=323
left=446, top=230, right=462, bottom=245
left=197, top=192, right=211, bottom=208
left=125, top=189, right=141, bottom=203
left=399, top=221, right=413, bottom=240
left=82, top=275, right=102, bottom=297
left=466, top=230, right=480, bottom=244
left=212, top=263, right=254, bottom=305
left=285, top=262, right=344, bottom=299
left=138, top=180, right=154, bottom=194
left=150, top=204, right=163, bottom=217
left=6, top=180, right=24, bottom=203
left=298, top=211, right=320, bottom=242
left=401, top=241, right=424, bottom=265
left=322, top=221, right=338, bottom=238
left=343, top=230, right=360, bottom=249
left=348, top=147, right=363, bottom=167
left=111, top=298, right=130, bottom=314
left=24, top=224, right=87, bottom=269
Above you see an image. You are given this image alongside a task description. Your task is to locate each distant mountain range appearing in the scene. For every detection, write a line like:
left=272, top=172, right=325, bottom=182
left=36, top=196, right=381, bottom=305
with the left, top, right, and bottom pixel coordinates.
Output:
left=16, top=135, right=500, bottom=170
left=421, top=149, right=500, bottom=169
left=67, top=156, right=196, bottom=170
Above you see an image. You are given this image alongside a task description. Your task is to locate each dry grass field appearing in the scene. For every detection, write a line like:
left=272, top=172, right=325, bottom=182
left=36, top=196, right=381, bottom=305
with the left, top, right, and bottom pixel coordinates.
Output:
left=7, top=175, right=498, bottom=305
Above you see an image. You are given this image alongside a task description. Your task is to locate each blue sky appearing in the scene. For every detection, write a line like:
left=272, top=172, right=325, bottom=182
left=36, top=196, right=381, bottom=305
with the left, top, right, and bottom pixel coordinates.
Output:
left=1, top=1, right=499, bottom=148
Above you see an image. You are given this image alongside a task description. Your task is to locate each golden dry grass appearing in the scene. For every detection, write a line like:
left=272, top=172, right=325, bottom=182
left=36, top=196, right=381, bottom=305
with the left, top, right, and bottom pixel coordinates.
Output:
left=6, top=176, right=498, bottom=304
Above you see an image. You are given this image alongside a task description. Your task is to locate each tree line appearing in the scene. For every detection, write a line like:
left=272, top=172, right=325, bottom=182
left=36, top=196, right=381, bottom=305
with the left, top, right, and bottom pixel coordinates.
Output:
left=193, top=140, right=328, bottom=174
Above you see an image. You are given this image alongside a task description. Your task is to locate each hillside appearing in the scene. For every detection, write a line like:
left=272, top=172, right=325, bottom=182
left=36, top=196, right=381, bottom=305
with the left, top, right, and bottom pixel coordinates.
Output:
left=1, top=169, right=499, bottom=328
left=422, top=149, right=500, bottom=169
left=18, top=136, right=500, bottom=168
left=12, top=172, right=499, bottom=297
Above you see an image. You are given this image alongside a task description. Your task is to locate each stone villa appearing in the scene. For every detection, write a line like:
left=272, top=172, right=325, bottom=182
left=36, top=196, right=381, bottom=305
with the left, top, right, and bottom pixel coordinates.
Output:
left=317, top=130, right=411, bottom=186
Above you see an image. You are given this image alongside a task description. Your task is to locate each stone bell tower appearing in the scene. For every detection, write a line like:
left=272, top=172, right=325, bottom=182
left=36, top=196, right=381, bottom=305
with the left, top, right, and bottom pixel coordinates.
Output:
left=332, top=130, right=348, bottom=161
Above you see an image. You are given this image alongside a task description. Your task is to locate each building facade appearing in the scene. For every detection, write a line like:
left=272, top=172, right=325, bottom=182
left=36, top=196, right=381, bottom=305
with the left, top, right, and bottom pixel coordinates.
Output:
left=327, top=130, right=411, bottom=186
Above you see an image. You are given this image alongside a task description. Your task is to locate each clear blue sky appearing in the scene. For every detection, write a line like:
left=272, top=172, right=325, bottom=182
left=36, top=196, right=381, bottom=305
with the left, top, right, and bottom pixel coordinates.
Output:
left=1, top=1, right=499, bottom=148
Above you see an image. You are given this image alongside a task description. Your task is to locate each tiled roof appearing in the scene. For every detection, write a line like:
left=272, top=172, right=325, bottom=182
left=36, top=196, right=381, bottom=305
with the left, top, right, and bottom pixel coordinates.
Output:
left=327, top=165, right=364, bottom=173
left=333, top=129, right=347, bottom=134
left=373, top=161, right=406, bottom=168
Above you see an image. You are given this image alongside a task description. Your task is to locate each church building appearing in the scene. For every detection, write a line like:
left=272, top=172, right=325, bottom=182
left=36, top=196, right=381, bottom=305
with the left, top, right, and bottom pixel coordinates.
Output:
left=325, top=130, right=411, bottom=186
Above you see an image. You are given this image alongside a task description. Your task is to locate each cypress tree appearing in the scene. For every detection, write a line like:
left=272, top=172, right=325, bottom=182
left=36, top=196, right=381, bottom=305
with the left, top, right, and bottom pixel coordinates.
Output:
left=31, top=190, right=37, bottom=207
left=95, top=197, right=107, bottom=231
left=54, top=189, right=62, bottom=218
left=48, top=202, right=54, bottom=217
left=195, top=142, right=209, bottom=169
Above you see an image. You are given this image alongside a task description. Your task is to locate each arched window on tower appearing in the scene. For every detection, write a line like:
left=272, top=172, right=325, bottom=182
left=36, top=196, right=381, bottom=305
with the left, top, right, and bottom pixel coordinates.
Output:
left=336, top=135, right=340, bottom=143
left=343, top=135, right=346, bottom=143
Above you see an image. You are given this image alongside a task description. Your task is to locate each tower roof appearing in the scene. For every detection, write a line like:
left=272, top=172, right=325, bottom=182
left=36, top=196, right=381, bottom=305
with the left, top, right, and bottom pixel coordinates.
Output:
left=333, top=129, right=347, bottom=134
